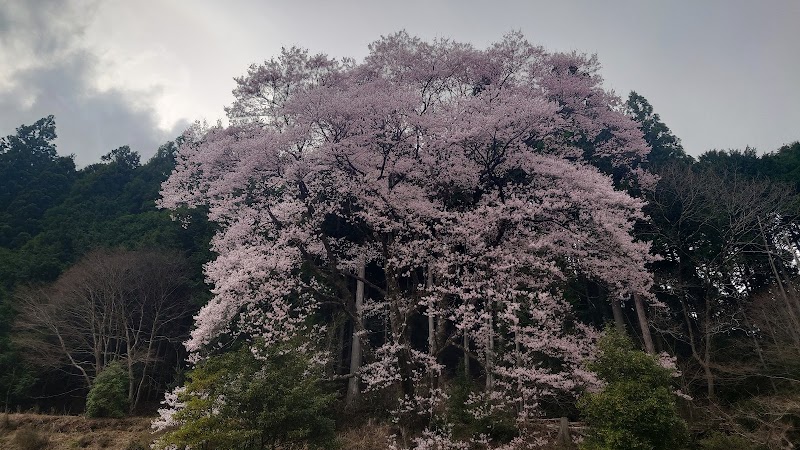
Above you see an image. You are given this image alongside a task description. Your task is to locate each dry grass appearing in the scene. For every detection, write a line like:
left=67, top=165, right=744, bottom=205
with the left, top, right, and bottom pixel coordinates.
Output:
left=0, top=413, right=583, bottom=449
left=1, top=414, right=396, bottom=450
left=0, top=413, right=157, bottom=450
left=12, top=427, right=50, bottom=450
left=339, top=421, right=393, bottom=450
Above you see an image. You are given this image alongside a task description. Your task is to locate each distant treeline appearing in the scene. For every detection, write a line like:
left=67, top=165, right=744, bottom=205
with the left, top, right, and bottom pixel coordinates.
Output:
left=0, top=116, right=213, bottom=412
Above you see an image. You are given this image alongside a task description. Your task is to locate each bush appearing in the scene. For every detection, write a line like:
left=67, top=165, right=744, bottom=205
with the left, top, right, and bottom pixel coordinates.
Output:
left=154, top=342, right=337, bottom=450
left=577, top=328, right=688, bottom=450
left=13, top=428, right=49, bottom=450
left=85, top=361, right=129, bottom=418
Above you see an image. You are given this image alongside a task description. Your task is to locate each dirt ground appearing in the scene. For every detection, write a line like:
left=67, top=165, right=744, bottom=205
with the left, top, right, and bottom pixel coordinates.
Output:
left=0, top=413, right=157, bottom=450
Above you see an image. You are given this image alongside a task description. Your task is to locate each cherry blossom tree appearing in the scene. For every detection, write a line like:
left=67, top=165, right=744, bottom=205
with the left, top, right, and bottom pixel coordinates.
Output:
left=159, top=31, right=655, bottom=445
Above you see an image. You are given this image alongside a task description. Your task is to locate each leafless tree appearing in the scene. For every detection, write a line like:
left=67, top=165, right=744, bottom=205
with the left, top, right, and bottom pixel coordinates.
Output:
left=14, top=248, right=193, bottom=412
left=647, top=163, right=796, bottom=398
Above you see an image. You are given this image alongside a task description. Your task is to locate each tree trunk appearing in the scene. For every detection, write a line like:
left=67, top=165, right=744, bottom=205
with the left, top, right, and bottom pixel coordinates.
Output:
left=426, top=265, right=438, bottom=388
left=485, top=300, right=495, bottom=391
left=463, top=332, right=470, bottom=378
left=611, top=297, right=626, bottom=335
left=384, top=254, right=417, bottom=442
left=759, top=216, right=800, bottom=348
left=133, top=320, right=159, bottom=412
left=633, top=294, right=655, bottom=354
left=750, top=329, right=777, bottom=392
left=427, top=266, right=436, bottom=357
left=703, top=305, right=715, bottom=399
left=126, top=338, right=135, bottom=410
left=336, top=317, right=347, bottom=372
left=556, top=417, right=576, bottom=449
left=345, top=258, right=365, bottom=407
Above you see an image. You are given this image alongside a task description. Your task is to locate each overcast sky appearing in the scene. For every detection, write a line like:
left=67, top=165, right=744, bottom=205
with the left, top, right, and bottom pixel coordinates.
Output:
left=1, top=0, right=798, bottom=166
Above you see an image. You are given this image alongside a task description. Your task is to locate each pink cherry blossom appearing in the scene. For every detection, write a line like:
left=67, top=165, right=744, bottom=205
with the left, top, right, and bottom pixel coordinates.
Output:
left=159, top=31, right=656, bottom=446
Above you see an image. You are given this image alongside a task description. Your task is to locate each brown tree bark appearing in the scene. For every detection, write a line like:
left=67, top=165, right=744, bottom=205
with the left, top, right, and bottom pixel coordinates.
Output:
left=633, top=294, right=655, bottom=354
left=345, top=258, right=365, bottom=407
left=611, top=297, right=626, bottom=335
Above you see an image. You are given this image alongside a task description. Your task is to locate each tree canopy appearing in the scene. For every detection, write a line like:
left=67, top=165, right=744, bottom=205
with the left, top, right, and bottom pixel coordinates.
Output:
left=160, top=32, right=660, bottom=445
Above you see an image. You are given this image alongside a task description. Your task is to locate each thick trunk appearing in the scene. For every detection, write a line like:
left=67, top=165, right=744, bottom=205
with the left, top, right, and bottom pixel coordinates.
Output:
left=435, top=308, right=447, bottom=357
left=485, top=300, right=495, bottom=391
left=380, top=236, right=415, bottom=401
left=556, top=417, right=576, bottom=449
left=426, top=266, right=438, bottom=388
left=463, top=333, right=470, bottom=378
left=611, top=298, right=626, bottom=335
left=94, top=346, right=102, bottom=381
left=427, top=267, right=435, bottom=357
left=390, top=299, right=414, bottom=400
left=703, top=343, right=714, bottom=399
left=345, top=259, right=365, bottom=407
left=633, top=294, right=655, bottom=354
left=336, top=317, right=347, bottom=372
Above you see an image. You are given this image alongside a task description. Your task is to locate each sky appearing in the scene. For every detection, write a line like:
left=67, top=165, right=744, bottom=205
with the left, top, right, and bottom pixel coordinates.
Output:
left=1, top=0, right=798, bottom=166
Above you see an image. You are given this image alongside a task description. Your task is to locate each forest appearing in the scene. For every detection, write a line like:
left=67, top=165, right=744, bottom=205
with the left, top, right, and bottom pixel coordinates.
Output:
left=1, top=33, right=800, bottom=449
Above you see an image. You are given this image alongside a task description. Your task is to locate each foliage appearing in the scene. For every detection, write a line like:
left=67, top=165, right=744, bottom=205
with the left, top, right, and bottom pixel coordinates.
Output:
left=85, top=361, right=129, bottom=418
left=626, top=92, right=691, bottom=168
left=0, top=118, right=212, bottom=413
left=0, top=115, right=75, bottom=249
left=160, top=32, right=657, bottom=443
left=153, top=342, right=337, bottom=450
left=578, top=328, right=688, bottom=450
left=766, top=141, right=800, bottom=191
left=0, top=294, right=35, bottom=411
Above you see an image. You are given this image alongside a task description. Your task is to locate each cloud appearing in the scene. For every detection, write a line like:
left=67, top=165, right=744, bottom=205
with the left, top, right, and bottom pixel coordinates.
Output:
left=0, top=0, right=186, bottom=166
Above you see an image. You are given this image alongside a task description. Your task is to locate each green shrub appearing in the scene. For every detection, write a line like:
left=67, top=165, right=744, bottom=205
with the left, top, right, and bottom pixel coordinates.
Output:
left=577, top=328, right=688, bottom=450
left=85, top=361, right=129, bottom=418
left=154, top=342, right=337, bottom=450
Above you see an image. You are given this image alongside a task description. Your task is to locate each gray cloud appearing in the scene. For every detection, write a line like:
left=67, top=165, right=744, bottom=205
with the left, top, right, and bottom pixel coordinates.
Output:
left=1, top=0, right=798, bottom=163
left=0, top=0, right=186, bottom=166
left=0, top=0, right=95, bottom=55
